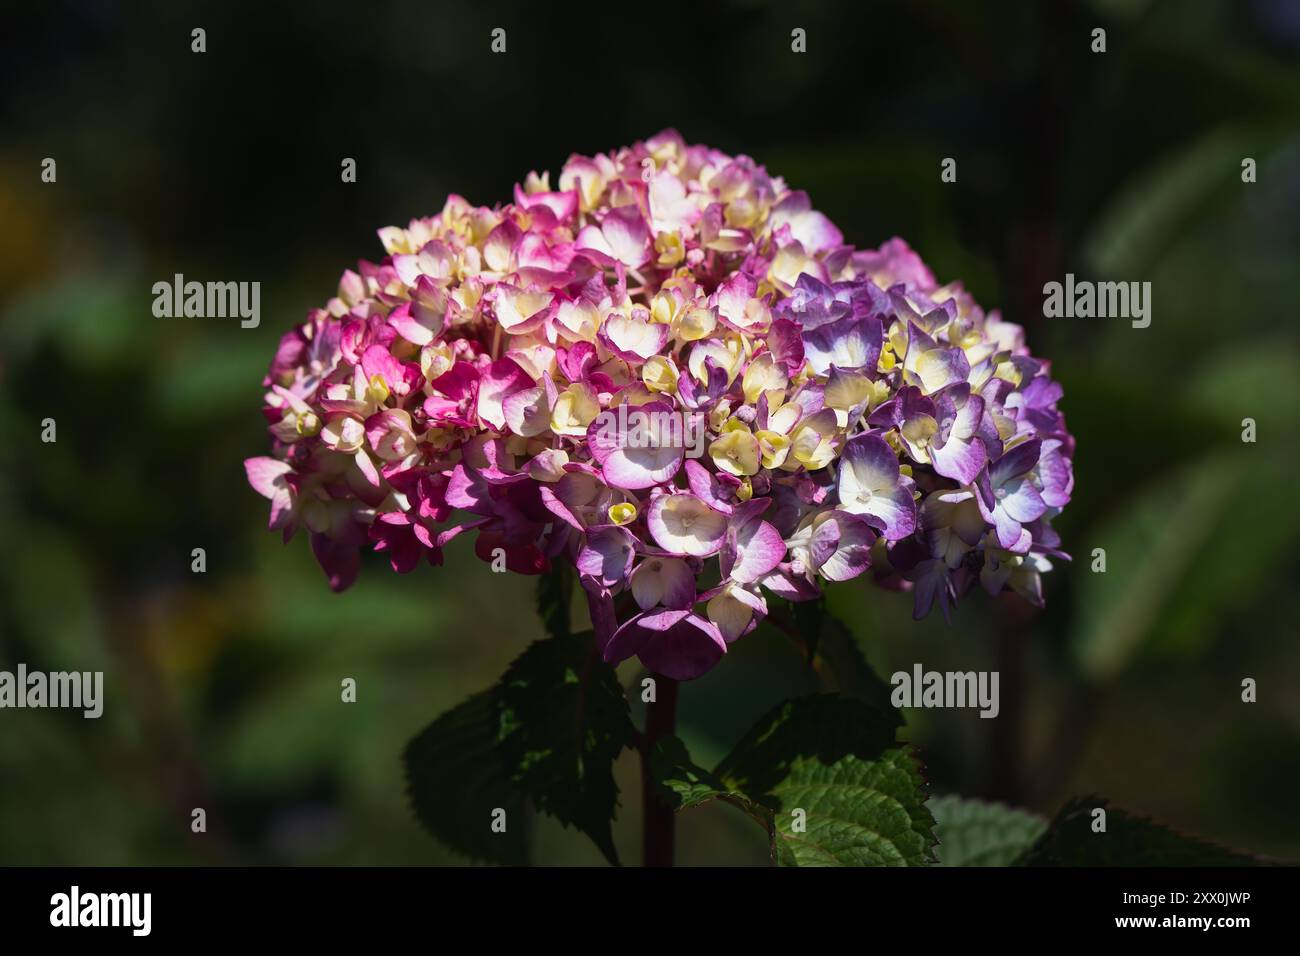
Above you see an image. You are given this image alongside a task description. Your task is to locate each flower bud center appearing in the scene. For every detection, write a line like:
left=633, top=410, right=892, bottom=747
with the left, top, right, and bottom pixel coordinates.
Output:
left=296, top=411, right=321, bottom=436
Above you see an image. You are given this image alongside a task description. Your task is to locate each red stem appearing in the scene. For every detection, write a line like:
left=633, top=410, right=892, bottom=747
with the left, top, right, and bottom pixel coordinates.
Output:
left=641, top=673, right=679, bottom=867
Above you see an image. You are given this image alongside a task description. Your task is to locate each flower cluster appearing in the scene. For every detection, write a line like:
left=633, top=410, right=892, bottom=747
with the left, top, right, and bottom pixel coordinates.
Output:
left=246, top=130, right=1073, bottom=680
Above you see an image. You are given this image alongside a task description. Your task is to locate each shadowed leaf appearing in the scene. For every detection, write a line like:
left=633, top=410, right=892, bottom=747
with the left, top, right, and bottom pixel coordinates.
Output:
left=1020, top=797, right=1266, bottom=866
left=715, top=695, right=934, bottom=867
left=403, top=691, right=528, bottom=865
left=495, top=631, right=637, bottom=865
left=931, top=795, right=1046, bottom=866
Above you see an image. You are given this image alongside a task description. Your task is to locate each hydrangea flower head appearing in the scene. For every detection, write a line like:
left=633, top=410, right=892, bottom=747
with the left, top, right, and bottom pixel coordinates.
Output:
left=247, top=131, right=1074, bottom=679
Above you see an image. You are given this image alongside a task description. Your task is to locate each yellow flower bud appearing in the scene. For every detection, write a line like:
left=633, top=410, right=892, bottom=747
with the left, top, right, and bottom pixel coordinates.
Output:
left=742, top=352, right=789, bottom=405
left=608, top=502, right=638, bottom=526
left=878, top=344, right=897, bottom=372
left=655, top=232, right=685, bottom=268
left=708, top=400, right=733, bottom=432
left=641, top=356, right=680, bottom=394
left=710, top=426, right=761, bottom=477
left=755, top=429, right=791, bottom=469
left=650, top=291, right=678, bottom=326
left=421, top=342, right=454, bottom=382
left=295, top=410, right=321, bottom=437
left=789, top=410, right=840, bottom=470
left=554, top=300, right=600, bottom=343
left=550, top=383, right=600, bottom=437
left=675, top=307, right=717, bottom=342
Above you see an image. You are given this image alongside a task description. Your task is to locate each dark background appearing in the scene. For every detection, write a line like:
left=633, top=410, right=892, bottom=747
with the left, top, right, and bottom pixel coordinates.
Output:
left=1, top=0, right=1298, bottom=864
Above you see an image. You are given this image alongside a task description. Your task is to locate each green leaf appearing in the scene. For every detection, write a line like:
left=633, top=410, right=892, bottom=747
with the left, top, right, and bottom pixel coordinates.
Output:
left=403, top=691, right=528, bottom=865
left=1020, top=797, right=1264, bottom=867
left=649, top=735, right=768, bottom=825
left=495, top=631, right=637, bottom=865
left=650, top=736, right=730, bottom=810
left=715, top=695, right=935, bottom=867
left=535, top=564, right=573, bottom=641
left=768, top=751, right=934, bottom=867
left=930, top=795, right=1046, bottom=866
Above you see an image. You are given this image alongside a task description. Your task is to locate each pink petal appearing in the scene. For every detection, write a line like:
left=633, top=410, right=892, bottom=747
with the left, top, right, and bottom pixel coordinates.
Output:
left=475, top=357, right=533, bottom=430
left=587, top=400, right=685, bottom=491
left=599, top=205, right=652, bottom=268
left=714, top=272, right=757, bottom=330
left=245, top=456, right=292, bottom=500
left=767, top=319, right=805, bottom=376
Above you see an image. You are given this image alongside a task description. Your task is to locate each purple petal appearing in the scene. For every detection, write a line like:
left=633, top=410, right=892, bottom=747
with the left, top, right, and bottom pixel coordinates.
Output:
left=683, top=459, right=735, bottom=515
left=725, top=518, right=786, bottom=584
left=310, top=532, right=360, bottom=593
left=587, top=400, right=685, bottom=490
left=837, top=435, right=917, bottom=541
left=767, top=318, right=806, bottom=375
left=245, top=456, right=292, bottom=499
left=388, top=295, right=444, bottom=346
left=759, top=565, right=823, bottom=602
left=994, top=516, right=1033, bottom=553
left=629, top=556, right=696, bottom=610
left=909, top=558, right=954, bottom=622
left=539, top=484, right=583, bottom=530
left=802, top=316, right=882, bottom=375
left=647, top=493, right=728, bottom=557
left=839, top=433, right=900, bottom=493
left=445, top=464, right=493, bottom=514
left=576, top=527, right=636, bottom=588
left=868, top=481, right=917, bottom=542
left=999, top=477, right=1047, bottom=523
left=991, top=438, right=1042, bottom=486
left=930, top=435, right=986, bottom=485
left=911, top=346, right=969, bottom=394
left=577, top=205, right=651, bottom=268
left=369, top=512, right=423, bottom=573
left=811, top=512, right=876, bottom=582
left=430, top=361, right=478, bottom=401
left=605, top=609, right=727, bottom=681
left=1036, top=439, right=1074, bottom=508
left=580, top=575, right=619, bottom=654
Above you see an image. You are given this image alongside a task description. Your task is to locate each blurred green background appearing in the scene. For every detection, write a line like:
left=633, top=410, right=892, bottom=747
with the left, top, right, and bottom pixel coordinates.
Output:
left=2, top=0, right=1298, bottom=865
